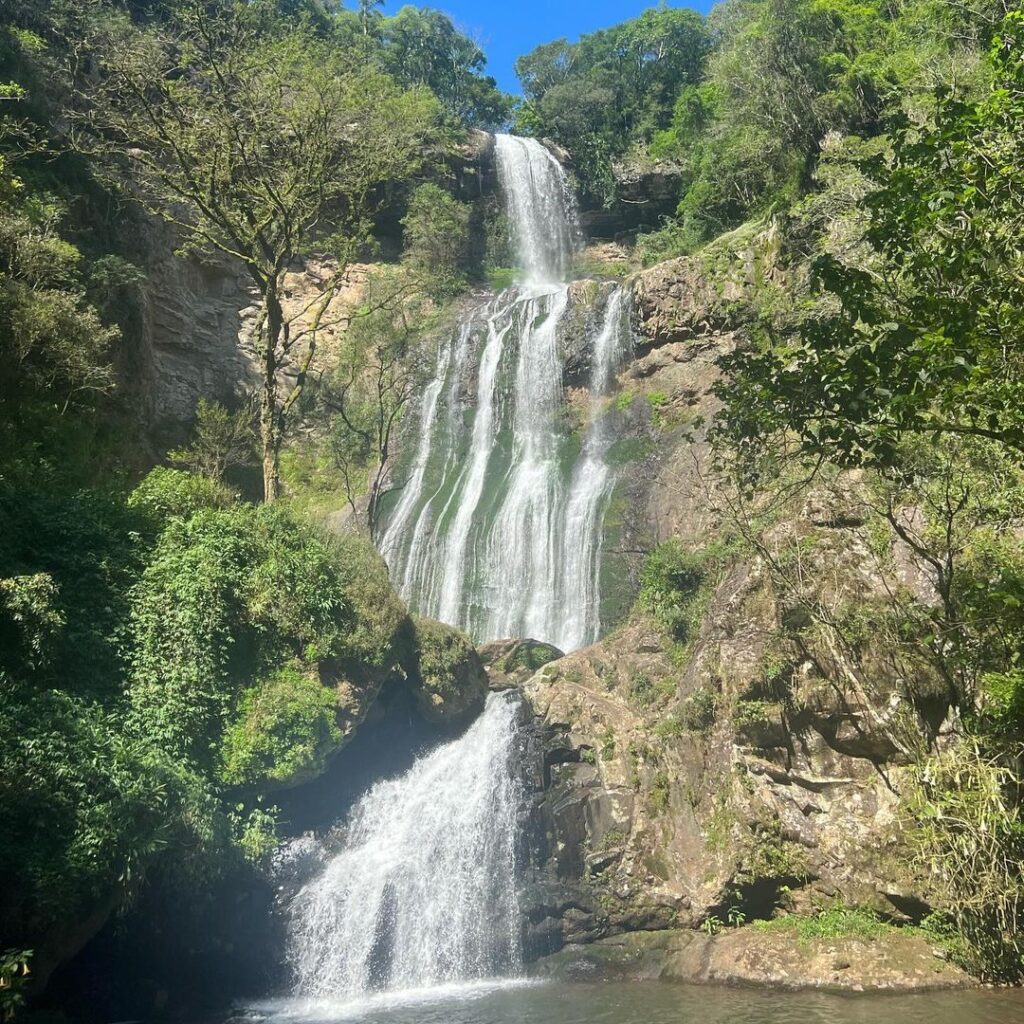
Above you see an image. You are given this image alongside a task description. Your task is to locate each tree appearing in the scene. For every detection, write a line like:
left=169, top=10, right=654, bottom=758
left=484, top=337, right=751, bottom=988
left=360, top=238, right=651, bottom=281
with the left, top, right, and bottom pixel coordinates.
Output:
left=323, top=270, right=434, bottom=535
left=379, top=7, right=513, bottom=128
left=80, top=0, right=438, bottom=501
left=513, top=7, right=710, bottom=201
left=715, top=12, right=1024, bottom=476
left=400, top=182, right=471, bottom=295
left=0, top=75, right=118, bottom=472
left=169, top=399, right=254, bottom=484
left=357, top=0, right=383, bottom=36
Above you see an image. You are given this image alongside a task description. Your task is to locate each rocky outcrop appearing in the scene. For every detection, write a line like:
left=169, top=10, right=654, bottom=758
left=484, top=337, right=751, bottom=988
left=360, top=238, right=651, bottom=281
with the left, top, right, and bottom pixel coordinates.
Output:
left=578, top=156, right=684, bottom=239
left=135, top=218, right=258, bottom=448
left=515, top=473, right=952, bottom=976
left=533, top=927, right=972, bottom=991
left=513, top=218, right=956, bottom=987
left=480, top=639, right=564, bottom=689
left=404, top=616, right=489, bottom=723
left=629, top=218, right=786, bottom=349
left=135, top=220, right=374, bottom=450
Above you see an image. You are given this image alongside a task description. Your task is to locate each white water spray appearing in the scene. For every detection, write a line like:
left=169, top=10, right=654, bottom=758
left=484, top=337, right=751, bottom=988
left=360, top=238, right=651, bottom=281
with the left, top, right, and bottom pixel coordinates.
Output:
left=286, top=692, right=524, bottom=1000
left=378, top=134, right=632, bottom=651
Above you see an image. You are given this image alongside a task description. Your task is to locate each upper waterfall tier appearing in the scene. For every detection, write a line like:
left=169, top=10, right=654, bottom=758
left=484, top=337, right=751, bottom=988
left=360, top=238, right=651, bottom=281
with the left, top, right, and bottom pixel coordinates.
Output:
left=376, top=135, right=633, bottom=652
left=493, top=134, right=578, bottom=285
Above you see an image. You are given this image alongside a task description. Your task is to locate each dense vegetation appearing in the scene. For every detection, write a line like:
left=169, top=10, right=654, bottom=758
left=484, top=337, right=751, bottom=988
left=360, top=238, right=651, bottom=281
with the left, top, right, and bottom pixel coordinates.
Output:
left=0, top=0, right=495, bottom=1014
left=710, top=9, right=1024, bottom=979
left=3, top=0, right=1024, bottom=1010
left=591, top=0, right=1022, bottom=982
left=518, top=1, right=1010, bottom=257
left=514, top=7, right=711, bottom=204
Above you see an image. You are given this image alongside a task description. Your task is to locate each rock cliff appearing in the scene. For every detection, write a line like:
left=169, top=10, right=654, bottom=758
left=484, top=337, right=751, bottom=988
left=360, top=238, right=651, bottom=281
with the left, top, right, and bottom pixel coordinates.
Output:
left=509, top=222, right=964, bottom=987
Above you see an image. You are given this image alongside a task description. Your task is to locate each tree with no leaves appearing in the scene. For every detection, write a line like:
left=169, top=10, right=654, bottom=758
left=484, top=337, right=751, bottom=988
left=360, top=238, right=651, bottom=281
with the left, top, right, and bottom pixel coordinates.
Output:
left=78, top=0, right=439, bottom=501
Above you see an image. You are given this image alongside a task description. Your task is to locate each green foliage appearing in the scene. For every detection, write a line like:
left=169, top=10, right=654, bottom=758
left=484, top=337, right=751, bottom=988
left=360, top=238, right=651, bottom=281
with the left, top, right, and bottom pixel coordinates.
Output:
left=640, top=0, right=998, bottom=253
left=755, top=904, right=892, bottom=944
left=514, top=7, right=711, bottom=203
left=629, top=671, right=656, bottom=706
left=717, top=12, right=1024, bottom=473
left=909, top=740, right=1024, bottom=980
left=0, top=948, right=31, bottom=1022
left=322, top=531, right=407, bottom=670
left=128, top=504, right=352, bottom=765
left=127, top=467, right=233, bottom=535
left=653, top=715, right=683, bottom=740
left=221, top=663, right=341, bottom=787
left=169, top=400, right=255, bottom=484
left=229, top=805, right=279, bottom=866
left=401, top=183, right=472, bottom=296
left=0, top=573, right=62, bottom=673
left=0, top=678, right=222, bottom=944
left=0, top=75, right=121, bottom=485
left=79, top=1, right=440, bottom=499
left=650, top=770, right=671, bottom=814
left=979, top=671, right=1024, bottom=739
left=733, top=699, right=781, bottom=727
left=680, top=686, right=718, bottom=734
left=639, top=539, right=730, bottom=643
left=0, top=489, right=144, bottom=694
left=376, top=7, right=512, bottom=128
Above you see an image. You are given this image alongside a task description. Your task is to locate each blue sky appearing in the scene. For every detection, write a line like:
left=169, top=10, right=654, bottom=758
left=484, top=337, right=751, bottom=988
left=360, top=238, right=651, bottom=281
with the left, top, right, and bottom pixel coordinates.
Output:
left=371, top=2, right=717, bottom=95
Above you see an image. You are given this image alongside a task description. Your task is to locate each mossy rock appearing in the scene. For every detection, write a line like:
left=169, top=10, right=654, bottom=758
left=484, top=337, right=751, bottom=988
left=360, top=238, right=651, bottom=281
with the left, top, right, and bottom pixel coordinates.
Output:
left=408, top=616, right=488, bottom=722
left=479, top=638, right=565, bottom=687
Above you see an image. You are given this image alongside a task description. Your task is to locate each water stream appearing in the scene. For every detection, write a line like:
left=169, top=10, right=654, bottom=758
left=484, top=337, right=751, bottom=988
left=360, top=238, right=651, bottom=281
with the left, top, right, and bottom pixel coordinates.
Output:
left=284, top=692, right=523, bottom=1002
left=377, top=133, right=632, bottom=652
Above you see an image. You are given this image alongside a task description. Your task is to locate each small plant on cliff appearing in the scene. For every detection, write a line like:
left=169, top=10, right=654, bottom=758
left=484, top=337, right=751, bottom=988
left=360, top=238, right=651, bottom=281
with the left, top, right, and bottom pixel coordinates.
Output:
left=650, top=771, right=671, bottom=814
left=680, top=686, right=718, bottom=733
left=639, top=540, right=733, bottom=649
left=908, top=740, right=1024, bottom=981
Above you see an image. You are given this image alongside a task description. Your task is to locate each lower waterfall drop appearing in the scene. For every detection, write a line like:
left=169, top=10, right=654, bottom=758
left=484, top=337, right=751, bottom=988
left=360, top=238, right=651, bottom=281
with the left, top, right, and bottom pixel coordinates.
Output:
left=285, top=692, right=524, bottom=1001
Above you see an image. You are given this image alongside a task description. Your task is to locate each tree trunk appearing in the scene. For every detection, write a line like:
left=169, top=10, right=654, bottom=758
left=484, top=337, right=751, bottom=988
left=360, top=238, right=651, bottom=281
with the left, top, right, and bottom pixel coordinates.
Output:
left=260, top=288, right=284, bottom=503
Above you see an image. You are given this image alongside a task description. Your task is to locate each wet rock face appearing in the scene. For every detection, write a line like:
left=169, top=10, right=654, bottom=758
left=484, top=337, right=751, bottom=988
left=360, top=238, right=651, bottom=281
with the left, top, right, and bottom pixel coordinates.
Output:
left=531, top=927, right=974, bottom=991
left=480, top=638, right=564, bottom=690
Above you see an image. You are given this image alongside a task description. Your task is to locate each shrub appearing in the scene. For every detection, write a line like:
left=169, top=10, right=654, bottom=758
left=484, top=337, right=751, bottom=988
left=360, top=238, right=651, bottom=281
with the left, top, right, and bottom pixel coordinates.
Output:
left=0, top=489, right=145, bottom=695
left=909, top=741, right=1024, bottom=981
left=128, top=504, right=355, bottom=765
left=220, top=664, right=341, bottom=787
left=680, top=686, right=718, bottom=733
left=127, top=466, right=233, bottom=533
left=639, top=539, right=730, bottom=642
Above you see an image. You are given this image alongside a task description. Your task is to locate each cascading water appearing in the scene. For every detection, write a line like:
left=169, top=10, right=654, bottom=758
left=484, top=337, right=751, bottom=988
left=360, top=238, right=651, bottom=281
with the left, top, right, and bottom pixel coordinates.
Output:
left=285, top=692, right=524, bottom=1001
left=377, top=133, right=633, bottom=652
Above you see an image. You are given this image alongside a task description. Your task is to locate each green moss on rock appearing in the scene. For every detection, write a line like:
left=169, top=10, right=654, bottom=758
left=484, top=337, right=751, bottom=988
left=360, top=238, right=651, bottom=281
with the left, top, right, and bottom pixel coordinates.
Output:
left=409, top=616, right=488, bottom=722
left=220, top=663, right=341, bottom=788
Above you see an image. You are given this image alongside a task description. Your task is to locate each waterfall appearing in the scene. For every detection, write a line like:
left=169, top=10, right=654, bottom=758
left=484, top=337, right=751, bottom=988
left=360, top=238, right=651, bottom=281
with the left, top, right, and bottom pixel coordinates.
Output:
left=557, top=289, right=633, bottom=650
left=378, top=133, right=633, bottom=651
left=286, top=692, right=524, bottom=1001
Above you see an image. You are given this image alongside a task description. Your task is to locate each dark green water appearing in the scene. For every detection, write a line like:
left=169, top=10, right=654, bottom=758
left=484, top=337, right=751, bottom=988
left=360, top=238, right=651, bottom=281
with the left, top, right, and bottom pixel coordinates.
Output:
left=241, top=979, right=1024, bottom=1024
